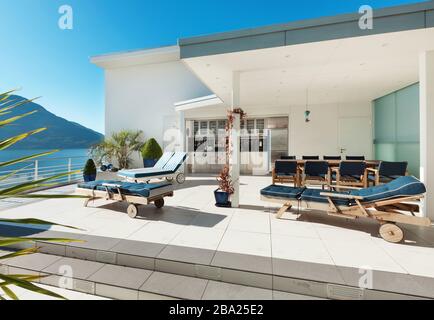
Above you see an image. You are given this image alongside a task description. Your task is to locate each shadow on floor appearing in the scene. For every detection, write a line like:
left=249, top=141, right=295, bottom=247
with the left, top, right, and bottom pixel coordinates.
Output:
left=97, top=201, right=228, bottom=228
left=174, top=179, right=218, bottom=190
left=273, top=208, right=434, bottom=248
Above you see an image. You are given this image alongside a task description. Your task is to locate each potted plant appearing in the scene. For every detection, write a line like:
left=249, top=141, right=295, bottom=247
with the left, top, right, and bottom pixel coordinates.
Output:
left=215, top=165, right=234, bottom=207
left=89, top=130, right=144, bottom=170
left=141, top=138, right=163, bottom=168
left=83, top=159, right=97, bottom=182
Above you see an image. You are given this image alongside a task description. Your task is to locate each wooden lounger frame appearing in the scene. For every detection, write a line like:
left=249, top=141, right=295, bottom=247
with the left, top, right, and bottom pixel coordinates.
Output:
left=75, top=185, right=174, bottom=218
left=261, top=189, right=431, bottom=243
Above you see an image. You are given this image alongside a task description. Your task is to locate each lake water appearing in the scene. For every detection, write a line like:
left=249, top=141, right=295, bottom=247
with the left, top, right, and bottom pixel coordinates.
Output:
left=0, top=149, right=89, bottom=181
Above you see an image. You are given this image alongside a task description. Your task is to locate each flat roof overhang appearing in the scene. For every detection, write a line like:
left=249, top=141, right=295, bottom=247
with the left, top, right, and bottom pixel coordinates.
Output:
left=179, top=27, right=434, bottom=107
left=174, top=94, right=224, bottom=112
left=179, top=2, right=434, bottom=59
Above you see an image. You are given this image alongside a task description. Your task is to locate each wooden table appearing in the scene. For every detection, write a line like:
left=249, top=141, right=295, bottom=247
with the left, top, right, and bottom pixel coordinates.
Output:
left=274, top=160, right=381, bottom=188
left=278, top=159, right=381, bottom=168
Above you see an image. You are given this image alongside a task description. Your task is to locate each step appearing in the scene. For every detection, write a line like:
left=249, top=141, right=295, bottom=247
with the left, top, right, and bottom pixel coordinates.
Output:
left=0, top=250, right=323, bottom=300
left=2, top=225, right=431, bottom=300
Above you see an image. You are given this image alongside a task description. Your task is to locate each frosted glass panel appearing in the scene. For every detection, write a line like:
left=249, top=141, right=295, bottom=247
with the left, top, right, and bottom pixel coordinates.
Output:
left=396, top=143, right=420, bottom=177
left=375, top=143, right=395, bottom=162
left=373, top=83, right=420, bottom=178
left=375, top=94, right=396, bottom=143
left=396, top=85, right=419, bottom=143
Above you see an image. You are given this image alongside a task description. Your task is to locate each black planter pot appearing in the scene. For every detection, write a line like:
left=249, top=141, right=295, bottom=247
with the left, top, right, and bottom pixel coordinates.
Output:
left=83, top=174, right=97, bottom=182
left=214, top=189, right=231, bottom=207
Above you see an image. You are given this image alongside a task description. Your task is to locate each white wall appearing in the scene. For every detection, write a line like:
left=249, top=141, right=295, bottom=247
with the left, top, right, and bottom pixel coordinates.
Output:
left=105, top=60, right=211, bottom=167
left=289, top=102, right=373, bottom=159
left=104, top=57, right=373, bottom=168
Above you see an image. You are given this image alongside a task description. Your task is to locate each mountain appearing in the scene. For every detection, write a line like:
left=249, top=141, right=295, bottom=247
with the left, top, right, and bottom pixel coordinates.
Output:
left=0, top=95, right=104, bottom=149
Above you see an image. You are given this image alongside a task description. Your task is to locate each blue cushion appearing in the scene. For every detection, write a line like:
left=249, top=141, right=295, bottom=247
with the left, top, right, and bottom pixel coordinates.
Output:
left=77, top=180, right=171, bottom=198
left=350, top=176, right=426, bottom=202
left=300, top=189, right=350, bottom=206
left=118, top=152, right=187, bottom=178
left=261, top=185, right=306, bottom=200
left=275, top=160, right=297, bottom=175
left=118, top=169, right=173, bottom=179
left=304, top=161, right=329, bottom=176
left=378, top=161, right=408, bottom=177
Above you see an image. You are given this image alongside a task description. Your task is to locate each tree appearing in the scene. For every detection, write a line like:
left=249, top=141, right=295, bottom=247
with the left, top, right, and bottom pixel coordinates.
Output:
left=0, top=90, right=83, bottom=300
left=90, top=130, right=144, bottom=169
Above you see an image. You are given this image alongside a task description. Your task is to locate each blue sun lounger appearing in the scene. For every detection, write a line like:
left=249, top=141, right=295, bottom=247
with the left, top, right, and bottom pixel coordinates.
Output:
left=261, top=176, right=431, bottom=243
left=118, top=152, right=188, bottom=184
left=76, top=180, right=174, bottom=218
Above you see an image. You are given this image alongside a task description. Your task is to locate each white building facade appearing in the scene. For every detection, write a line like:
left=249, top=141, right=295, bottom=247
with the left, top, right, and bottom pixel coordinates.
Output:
left=92, top=2, right=434, bottom=218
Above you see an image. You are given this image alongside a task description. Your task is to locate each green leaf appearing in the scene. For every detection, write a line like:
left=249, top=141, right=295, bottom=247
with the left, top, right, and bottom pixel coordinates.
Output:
left=0, top=218, right=84, bottom=231
left=0, top=150, right=59, bottom=169
left=0, top=163, right=34, bottom=183
left=1, top=284, right=19, bottom=300
left=0, top=170, right=81, bottom=195
left=0, top=127, right=47, bottom=151
left=0, top=97, right=39, bottom=114
left=7, top=274, right=49, bottom=282
left=0, top=237, right=84, bottom=247
left=0, top=90, right=16, bottom=102
left=0, top=247, right=38, bottom=260
left=0, top=110, right=37, bottom=128
left=0, top=194, right=88, bottom=199
left=0, top=274, right=66, bottom=300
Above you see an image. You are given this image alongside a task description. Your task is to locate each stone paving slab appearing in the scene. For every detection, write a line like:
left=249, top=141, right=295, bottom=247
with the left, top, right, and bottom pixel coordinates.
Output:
left=0, top=251, right=427, bottom=300
left=1, top=177, right=434, bottom=300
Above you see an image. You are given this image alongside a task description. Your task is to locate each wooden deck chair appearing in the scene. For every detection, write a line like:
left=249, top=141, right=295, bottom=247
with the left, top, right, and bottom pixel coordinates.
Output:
left=76, top=180, right=174, bottom=219
left=261, top=176, right=431, bottom=243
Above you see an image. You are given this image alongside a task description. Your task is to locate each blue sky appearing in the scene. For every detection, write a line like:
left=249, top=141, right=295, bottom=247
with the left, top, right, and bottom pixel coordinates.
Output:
left=0, top=0, right=427, bottom=134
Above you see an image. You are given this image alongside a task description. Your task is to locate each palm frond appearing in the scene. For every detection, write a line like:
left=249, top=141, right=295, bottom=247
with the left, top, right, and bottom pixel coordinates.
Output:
left=0, top=170, right=80, bottom=195
left=0, top=97, right=39, bottom=115
left=0, top=237, right=84, bottom=247
left=0, top=218, right=84, bottom=231
left=0, top=110, right=37, bottom=128
left=0, top=247, right=39, bottom=260
left=0, top=150, right=59, bottom=169
left=0, top=128, right=47, bottom=151
left=1, top=284, right=19, bottom=300
left=0, top=274, right=65, bottom=300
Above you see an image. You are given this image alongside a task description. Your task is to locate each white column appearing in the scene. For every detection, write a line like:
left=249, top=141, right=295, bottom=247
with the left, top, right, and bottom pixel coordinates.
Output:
left=419, top=51, right=434, bottom=220
left=230, top=72, right=241, bottom=208
left=179, top=111, right=186, bottom=152
left=178, top=111, right=186, bottom=174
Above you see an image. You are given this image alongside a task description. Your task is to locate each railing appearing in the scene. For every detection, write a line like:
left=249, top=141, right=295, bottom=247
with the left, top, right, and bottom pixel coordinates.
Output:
left=0, top=156, right=88, bottom=190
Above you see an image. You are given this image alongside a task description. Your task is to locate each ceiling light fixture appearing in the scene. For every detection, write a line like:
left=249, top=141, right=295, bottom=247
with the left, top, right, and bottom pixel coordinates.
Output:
left=305, top=89, right=311, bottom=123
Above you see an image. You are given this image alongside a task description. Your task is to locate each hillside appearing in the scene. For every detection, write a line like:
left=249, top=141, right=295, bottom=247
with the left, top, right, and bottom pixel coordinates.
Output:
left=0, top=95, right=104, bottom=149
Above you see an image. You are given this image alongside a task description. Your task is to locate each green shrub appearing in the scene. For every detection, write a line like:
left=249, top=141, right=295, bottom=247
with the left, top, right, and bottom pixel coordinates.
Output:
left=83, top=159, right=97, bottom=175
left=141, top=138, right=163, bottom=160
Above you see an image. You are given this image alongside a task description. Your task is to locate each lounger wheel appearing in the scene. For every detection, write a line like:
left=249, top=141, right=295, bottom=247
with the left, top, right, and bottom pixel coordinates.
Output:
left=127, top=204, right=139, bottom=219
left=154, top=198, right=165, bottom=209
left=176, top=173, right=185, bottom=184
left=379, top=223, right=404, bottom=243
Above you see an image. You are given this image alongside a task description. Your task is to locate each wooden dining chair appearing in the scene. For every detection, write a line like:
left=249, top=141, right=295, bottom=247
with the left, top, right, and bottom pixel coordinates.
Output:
left=301, top=161, right=331, bottom=189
